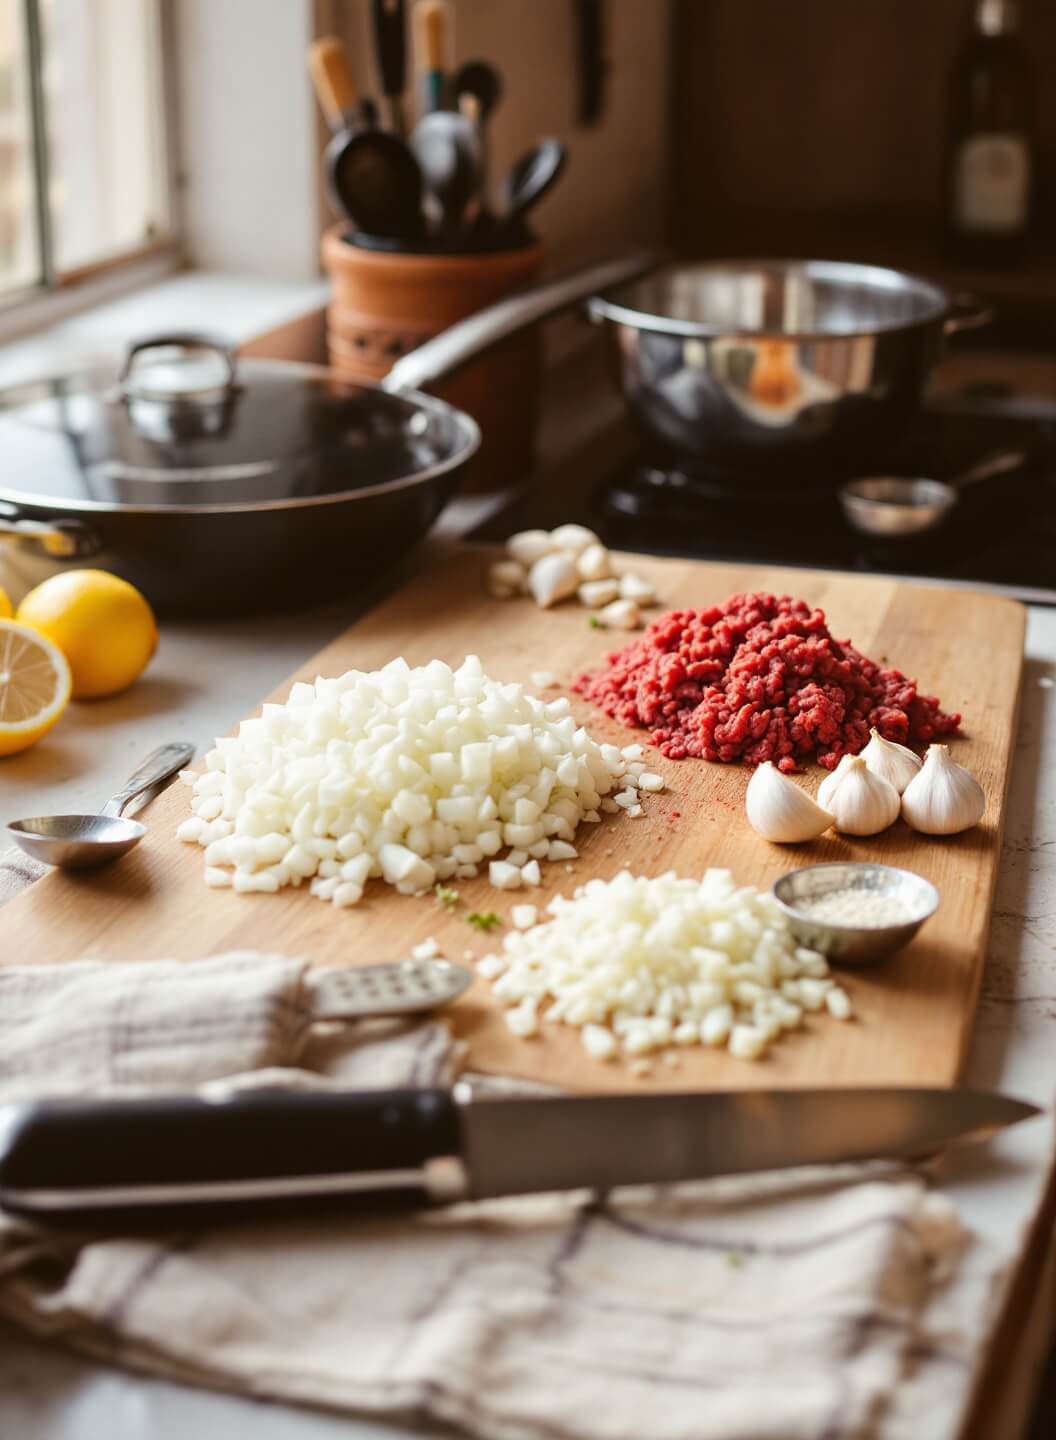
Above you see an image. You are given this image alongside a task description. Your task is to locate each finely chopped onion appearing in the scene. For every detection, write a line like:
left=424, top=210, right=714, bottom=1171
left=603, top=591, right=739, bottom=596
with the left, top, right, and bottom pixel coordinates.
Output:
left=177, top=656, right=660, bottom=906
left=478, top=869, right=852, bottom=1061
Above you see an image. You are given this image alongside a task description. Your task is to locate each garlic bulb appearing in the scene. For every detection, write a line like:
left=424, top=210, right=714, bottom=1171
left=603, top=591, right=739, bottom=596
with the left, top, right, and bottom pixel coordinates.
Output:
left=817, top=753, right=855, bottom=811
left=826, top=756, right=900, bottom=836
left=746, top=761, right=833, bottom=843
left=860, top=727, right=921, bottom=795
left=901, top=744, right=985, bottom=835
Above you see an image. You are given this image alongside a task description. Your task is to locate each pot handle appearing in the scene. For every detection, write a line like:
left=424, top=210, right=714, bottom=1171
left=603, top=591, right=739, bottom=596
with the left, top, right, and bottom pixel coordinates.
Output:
left=381, top=251, right=661, bottom=395
left=0, top=501, right=102, bottom=559
left=944, top=293, right=993, bottom=336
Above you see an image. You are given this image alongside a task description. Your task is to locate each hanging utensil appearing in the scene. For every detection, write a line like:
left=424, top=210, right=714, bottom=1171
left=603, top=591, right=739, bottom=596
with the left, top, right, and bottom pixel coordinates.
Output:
left=414, top=0, right=451, bottom=113
left=370, top=0, right=408, bottom=138
left=839, top=449, right=1028, bottom=539
left=498, top=138, right=567, bottom=242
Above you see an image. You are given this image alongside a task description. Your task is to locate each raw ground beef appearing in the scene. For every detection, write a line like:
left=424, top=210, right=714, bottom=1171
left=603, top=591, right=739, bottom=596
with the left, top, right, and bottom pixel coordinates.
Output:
left=573, top=591, right=960, bottom=771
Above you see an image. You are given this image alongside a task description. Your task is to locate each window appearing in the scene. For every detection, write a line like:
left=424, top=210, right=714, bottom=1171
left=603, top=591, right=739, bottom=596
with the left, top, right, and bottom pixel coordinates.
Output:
left=0, top=0, right=172, bottom=303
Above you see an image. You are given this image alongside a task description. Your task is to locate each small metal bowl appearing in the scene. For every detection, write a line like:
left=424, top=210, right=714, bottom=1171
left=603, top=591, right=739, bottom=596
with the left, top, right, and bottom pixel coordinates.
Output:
left=771, top=862, right=940, bottom=968
left=838, top=477, right=957, bottom=539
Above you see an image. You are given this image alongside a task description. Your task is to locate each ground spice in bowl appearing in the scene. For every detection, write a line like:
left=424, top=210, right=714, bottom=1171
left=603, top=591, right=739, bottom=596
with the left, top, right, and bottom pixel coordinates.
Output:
left=573, top=591, right=960, bottom=771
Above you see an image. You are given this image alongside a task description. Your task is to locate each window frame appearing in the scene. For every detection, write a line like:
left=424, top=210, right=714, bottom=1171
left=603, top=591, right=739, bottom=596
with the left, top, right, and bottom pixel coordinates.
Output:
left=1, top=0, right=182, bottom=328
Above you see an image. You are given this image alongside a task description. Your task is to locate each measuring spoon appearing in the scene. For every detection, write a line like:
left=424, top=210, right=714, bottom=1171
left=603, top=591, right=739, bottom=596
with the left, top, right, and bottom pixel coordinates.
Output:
left=838, top=450, right=1028, bottom=539
left=6, top=741, right=195, bottom=870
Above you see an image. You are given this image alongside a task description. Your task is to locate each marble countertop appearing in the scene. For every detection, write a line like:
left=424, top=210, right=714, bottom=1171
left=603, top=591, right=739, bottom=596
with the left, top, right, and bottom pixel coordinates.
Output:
left=1, top=466, right=1055, bottom=1437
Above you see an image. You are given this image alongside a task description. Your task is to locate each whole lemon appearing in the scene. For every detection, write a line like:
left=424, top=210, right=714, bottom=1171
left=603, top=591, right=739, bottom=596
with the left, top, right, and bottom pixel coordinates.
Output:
left=0, top=586, right=11, bottom=619
left=17, top=570, right=158, bottom=699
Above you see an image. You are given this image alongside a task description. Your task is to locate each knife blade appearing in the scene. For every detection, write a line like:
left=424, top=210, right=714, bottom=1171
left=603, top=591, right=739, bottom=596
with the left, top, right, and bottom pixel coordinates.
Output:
left=0, top=1085, right=1038, bottom=1228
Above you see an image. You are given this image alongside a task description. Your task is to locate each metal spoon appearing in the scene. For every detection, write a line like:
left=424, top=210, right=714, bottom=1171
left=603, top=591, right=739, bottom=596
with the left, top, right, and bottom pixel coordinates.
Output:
left=838, top=450, right=1028, bottom=540
left=6, top=741, right=195, bottom=870
left=411, top=108, right=482, bottom=239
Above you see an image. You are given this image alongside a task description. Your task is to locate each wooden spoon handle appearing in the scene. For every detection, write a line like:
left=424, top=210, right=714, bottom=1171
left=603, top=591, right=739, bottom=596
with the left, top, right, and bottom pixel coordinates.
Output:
left=308, top=36, right=359, bottom=132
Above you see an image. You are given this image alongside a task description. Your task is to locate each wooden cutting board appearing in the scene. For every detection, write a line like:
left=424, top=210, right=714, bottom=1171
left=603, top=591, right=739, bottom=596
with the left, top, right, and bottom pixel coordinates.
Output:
left=2, top=551, right=1024, bottom=1093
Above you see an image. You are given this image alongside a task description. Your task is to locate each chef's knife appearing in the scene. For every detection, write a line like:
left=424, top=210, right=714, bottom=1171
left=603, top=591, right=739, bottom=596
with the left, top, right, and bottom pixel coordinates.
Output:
left=0, top=1085, right=1037, bottom=1228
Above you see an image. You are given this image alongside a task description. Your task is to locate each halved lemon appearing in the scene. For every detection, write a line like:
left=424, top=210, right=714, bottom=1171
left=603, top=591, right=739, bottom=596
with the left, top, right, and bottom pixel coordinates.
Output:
left=0, top=620, right=72, bottom=756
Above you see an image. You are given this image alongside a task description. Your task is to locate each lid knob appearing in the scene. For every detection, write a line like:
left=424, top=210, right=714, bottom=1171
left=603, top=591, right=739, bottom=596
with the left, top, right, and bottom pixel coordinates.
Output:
left=119, top=334, right=238, bottom=404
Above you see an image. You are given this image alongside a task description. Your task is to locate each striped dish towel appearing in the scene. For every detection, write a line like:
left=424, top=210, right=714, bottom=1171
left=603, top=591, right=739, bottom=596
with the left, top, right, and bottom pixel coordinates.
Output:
left=0, top=860, right=971, bottom=1440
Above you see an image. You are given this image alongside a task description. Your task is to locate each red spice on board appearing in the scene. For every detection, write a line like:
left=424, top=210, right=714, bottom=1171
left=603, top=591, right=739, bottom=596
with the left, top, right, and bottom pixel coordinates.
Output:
left=574, top=592, right=960, bottom=771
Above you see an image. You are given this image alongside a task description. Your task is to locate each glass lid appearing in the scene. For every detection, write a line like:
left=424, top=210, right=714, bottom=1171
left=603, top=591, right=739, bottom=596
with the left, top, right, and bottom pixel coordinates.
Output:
left=0, top=335, right=474, bottom=513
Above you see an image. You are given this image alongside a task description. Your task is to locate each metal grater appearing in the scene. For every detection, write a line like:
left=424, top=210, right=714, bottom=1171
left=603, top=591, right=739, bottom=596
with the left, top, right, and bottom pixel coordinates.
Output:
left=307, top=959, right=474, bottom=1022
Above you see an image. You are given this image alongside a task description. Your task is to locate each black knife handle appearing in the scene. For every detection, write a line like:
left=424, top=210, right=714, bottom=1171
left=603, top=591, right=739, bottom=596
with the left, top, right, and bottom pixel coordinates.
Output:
left=0, top=1087, right=464, bottom=1229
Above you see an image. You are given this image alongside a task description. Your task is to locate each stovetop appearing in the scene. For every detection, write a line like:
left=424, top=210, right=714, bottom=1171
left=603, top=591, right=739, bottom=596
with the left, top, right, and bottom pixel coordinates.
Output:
left=471, top=399, right=1056, bottom=603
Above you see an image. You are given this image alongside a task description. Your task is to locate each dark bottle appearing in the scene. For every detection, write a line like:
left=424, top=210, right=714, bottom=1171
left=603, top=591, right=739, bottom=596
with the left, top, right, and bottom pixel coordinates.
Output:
left=946, top=0, right=1033, bottom=264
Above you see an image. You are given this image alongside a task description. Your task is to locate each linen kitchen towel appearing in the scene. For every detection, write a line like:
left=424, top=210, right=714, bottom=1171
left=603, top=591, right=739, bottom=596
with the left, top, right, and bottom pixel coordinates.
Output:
left=0, top=943, right=975, bottom=1440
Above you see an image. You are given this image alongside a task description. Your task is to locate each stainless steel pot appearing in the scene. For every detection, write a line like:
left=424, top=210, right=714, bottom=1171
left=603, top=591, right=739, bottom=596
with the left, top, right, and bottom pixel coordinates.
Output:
left=585, top=259, right=990, bottom=476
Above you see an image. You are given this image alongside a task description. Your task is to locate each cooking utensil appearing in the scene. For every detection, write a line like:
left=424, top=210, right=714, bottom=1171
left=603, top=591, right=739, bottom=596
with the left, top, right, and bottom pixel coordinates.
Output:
left=838, top=449, right=1028, bottom=539
left=307, top=36, right=375, bottom=134
left=307, top=959, right=472, bottom=1021
left=499, top=138, right=567, bottom=241
left=772, top=863, right=941, bottom=968
left=414, top=0, right=450, bottom=113
left=411, top=107, right=483, bottom=237
left=309, top=36, right=423, bottom=239
left=370, top=0, right=408, bottom=138
left=0, top=1084, right=1036, bottom=1226
left=5, top=742, right=194, bottom=870
left=327, top=121, right=424, bottom=241
left=452, top=59, right=503, bottom=217
left=0, top=256, right=654, bottom=614
left=587, top=260, right=992, bottom=477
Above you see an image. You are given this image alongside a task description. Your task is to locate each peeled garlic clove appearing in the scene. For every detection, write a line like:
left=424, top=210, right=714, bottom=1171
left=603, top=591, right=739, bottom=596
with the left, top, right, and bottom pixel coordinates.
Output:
left=578, top=578, right=620, bottom=609
left=746, top=761, right=833, bottom=844
left=597, top=598, right=641, bottom=630
left=507, top=529, right=556, bottom=567
left=577, top=543, right=612, bottom=582
left=860, top=727, right=921, bottom=795
left=528, top=552, right=579, bottom=608
left=817, top=753, right=856, bottom=811
left=619, top=573, right=658, bottom=606
left=901, top=744, right=985, bottom=835
left=550, top=523, right=599, bottom=556
left=827, top=756, right=900, bottom=836
left=487, top=558, right=527, bottom=598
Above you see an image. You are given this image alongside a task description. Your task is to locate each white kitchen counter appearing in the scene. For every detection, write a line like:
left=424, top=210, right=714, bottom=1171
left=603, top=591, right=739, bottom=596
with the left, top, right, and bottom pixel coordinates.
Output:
left=1, top=517, right=1055, bottom=1437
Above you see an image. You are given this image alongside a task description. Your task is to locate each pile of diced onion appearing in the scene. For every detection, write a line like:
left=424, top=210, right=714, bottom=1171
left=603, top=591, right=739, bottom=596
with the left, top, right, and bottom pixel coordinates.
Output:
left=177, top=656, right=662, bottom=907
left=477, top=869, right=852, bottom=1063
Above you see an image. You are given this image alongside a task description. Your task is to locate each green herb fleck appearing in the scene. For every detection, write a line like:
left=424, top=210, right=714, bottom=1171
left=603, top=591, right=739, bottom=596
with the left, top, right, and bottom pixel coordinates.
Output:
left=435, top=884, right=460, bottom=908
left=588, top=615, right=603, bottom=629
left=725, top=1252, right=744, bottom=1269
left=466, top=910, right=503, bottom=932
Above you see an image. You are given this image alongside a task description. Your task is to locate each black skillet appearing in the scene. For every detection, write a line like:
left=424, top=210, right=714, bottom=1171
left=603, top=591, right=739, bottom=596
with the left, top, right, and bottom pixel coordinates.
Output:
left=0, top=256, right=656, bottom=616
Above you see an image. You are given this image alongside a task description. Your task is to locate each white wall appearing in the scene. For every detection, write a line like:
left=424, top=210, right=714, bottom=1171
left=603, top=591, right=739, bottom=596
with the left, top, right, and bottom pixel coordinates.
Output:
left=174, top=0, right=321, bottom=281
